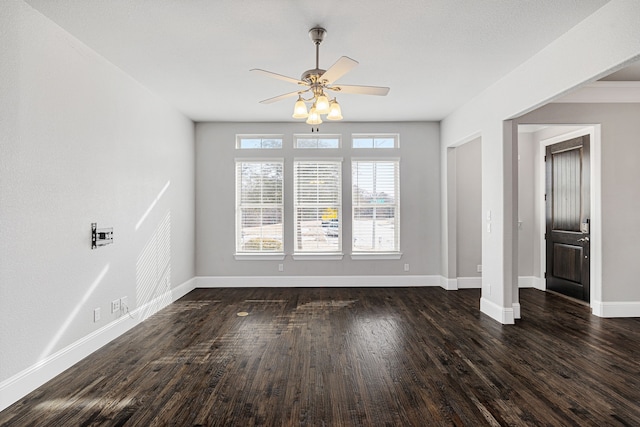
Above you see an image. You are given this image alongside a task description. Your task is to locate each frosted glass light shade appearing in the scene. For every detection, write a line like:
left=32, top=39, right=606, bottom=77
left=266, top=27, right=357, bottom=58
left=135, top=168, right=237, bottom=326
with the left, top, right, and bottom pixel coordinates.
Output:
left=306, top=106, right=322, bottom=125
left=292, top=97, right=309, bottom=118
left=326, top=99, right=343, bottom=120
left=315, top=94, right=330, bottom=114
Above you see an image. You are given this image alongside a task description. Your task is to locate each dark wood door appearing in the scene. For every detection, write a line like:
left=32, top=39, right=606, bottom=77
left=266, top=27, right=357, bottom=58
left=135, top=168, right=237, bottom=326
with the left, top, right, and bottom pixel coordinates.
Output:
left=546, top=135, right=590, bottom=302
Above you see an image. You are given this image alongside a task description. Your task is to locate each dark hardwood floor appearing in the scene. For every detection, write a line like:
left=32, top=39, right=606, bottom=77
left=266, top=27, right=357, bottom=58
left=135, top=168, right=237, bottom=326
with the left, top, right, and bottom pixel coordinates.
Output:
left=2, top=287, right=639, bottom=426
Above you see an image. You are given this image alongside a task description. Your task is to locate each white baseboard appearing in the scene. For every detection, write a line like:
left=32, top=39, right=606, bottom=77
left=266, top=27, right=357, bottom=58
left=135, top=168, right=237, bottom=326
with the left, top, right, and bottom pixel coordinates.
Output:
left=591, top=300, right=640, bottom=317
left=519, top=276, right=545, bottom=290
left=457, top=277, right=481, bottom=289
left=439, top=276, right=458, bottom=290
left=0, top=277, right=197, bottom=412
left=513, top=302, right=521, bottom=319
left=196, top=275, right=440, bottom=288
left=455, top=276, right=536, bottom=290
left=480, top=297, right=516, bottom=324
left=518, top=276, right=534, bottom=288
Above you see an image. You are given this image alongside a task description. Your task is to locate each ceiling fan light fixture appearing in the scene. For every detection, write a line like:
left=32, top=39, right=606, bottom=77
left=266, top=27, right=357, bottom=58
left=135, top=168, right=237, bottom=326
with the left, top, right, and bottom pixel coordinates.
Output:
left=315, top=93, right=330, bottom=114
left=253, top=26, right=389, bottom=125
left=326, top=99, right=343, bottom=121
left=306, top=106, right=322, bottom=125
left=292, top=96, right=309, bottom=118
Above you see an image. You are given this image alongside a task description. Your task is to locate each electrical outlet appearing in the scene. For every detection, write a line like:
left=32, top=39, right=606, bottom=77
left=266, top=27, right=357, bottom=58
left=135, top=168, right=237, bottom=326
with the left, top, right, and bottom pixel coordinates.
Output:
left=111, top=299, right=120, bottom=313
left=94, top=308, right=101, bottom=322
left=120, top=296, right=128, bottom=313
left=477, top=264, right=482, bottom=273
left=278, top=263, right=284, bottom=272
left=404, top=263, right=410, bottom=272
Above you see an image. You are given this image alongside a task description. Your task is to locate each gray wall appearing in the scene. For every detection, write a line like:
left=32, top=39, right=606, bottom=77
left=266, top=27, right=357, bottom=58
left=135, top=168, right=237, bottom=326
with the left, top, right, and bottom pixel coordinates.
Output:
left=0, top=2, right=195, bottom=383
left=455, top=138, right=482, bottom=277
left=196, top=122, right=441, bottom=277
left=518, top=103, right=640, bottom=302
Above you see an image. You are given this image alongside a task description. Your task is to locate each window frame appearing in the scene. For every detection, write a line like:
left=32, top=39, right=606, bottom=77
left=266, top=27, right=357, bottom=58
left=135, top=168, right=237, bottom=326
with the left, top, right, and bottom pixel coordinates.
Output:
left=236, top=134, right=284, bottom=150
left=234, top=159, right=285, bottom=260
left=352, top=133, right=400, bottom=149
left=292, top=158, right=344, bottom=259
left=293, top=134, right=342, bottom=149
left=351, top=157, right=401, bottom=259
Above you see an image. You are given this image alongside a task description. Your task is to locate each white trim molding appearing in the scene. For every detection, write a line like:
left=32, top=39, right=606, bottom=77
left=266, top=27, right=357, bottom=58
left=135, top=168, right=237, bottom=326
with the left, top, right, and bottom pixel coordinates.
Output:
left=517, top=276, right=539, bottom=288
left=513, top=303, right=521, bottom=320
left=480, top=297, right=516, bottom=324
left=591, top=300, right=640, bottom=318
left=0, top=277, right=197, bottom=412
left=439, top=276, right=458, bottom=290
left=197, top=275, right=440, bottom=288
left=457, top=277, right=482, bottom=289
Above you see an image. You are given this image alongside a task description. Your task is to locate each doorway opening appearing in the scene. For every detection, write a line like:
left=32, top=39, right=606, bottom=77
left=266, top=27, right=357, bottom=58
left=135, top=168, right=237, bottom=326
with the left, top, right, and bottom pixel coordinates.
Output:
left=516, top=124, right=601, bottom=309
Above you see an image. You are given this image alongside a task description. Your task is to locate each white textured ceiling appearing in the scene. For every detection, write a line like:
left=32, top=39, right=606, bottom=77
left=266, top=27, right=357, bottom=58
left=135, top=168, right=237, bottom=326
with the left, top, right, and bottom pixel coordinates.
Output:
left=25, top=0, right=612, bottom=122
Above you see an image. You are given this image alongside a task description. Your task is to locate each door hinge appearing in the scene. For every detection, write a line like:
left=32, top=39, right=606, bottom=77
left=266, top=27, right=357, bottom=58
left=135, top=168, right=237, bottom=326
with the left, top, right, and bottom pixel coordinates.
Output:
left=544, top=155, right=547, bottom=162
left=544, top=194, right=547, bottom=201
left=544, top=233, right=547, bottom=240
left=544, top=272, right=547, bottom=278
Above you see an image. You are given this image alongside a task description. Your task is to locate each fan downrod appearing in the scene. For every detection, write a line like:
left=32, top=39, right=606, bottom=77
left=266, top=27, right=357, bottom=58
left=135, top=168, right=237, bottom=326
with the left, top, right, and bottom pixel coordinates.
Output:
left=302, top=27, right=327, bottom=83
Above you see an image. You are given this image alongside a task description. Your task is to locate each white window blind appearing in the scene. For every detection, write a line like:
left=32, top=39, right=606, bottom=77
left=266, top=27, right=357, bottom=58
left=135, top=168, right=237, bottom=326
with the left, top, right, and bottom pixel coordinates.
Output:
left=236, top=161, right=283, bottom=252
left=293, top=160, right=342, bottom=253
left=352, top=160, right=400, bottom=252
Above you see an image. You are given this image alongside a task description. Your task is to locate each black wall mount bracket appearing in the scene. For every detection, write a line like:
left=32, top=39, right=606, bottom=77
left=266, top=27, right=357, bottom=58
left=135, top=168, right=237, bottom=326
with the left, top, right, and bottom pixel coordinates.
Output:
left=91, top=223, right=113, bottom=249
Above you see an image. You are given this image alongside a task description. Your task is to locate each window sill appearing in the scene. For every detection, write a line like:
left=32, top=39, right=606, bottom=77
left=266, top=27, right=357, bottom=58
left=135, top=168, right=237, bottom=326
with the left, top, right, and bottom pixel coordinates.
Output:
left=350, top=252, right=403, bottom=260
left=234, top=253, right=286, bottom=261
left=292, top=253, right=344, bottom=261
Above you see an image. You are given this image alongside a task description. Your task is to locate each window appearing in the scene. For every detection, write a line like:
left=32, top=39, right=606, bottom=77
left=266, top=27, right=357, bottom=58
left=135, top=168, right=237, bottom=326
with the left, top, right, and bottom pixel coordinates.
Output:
left=235, top=161, right=283, bottom=254
left=236, top=135, right=283, bottom=149
left=293, top=160, right=342, bottom=255
left=352, top=134, right=399, bottom=149
left=294, top=134, right=341, bottom=149
left=352, top=160, right=400, bottom=253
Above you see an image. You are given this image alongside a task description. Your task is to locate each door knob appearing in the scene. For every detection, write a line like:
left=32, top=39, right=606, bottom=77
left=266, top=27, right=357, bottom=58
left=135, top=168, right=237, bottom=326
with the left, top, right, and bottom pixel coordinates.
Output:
left=577, top=236, right=590, bottom=242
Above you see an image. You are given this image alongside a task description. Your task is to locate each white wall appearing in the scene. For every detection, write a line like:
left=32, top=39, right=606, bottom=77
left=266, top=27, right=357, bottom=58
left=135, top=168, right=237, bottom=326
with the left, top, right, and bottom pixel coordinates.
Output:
left=440, top=0, right=640, bottom=323
left=195, top=122, right=440, bottom=280
left=0, top=1, right=195, bottom=408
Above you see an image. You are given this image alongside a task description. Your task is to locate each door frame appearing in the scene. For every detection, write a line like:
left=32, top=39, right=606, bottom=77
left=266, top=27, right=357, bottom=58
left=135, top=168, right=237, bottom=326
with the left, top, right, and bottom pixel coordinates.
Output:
left=537, top=125, right=602, bottom=312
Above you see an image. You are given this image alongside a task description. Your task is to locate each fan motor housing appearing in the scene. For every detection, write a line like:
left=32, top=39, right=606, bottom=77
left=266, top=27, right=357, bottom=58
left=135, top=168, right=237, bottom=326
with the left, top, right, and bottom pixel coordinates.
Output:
left=301, top=68, right=326, bottom=83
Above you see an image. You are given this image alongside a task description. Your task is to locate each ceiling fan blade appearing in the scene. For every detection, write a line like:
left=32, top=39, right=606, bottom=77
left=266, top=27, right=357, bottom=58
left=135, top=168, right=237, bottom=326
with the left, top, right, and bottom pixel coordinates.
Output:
left=250, top=69, right=305, bottom=86
left=328, top=84, right=390, bottom=96
left=320, top=56, right=359, bottom=84
left=259, top=90, right=302, bottom=104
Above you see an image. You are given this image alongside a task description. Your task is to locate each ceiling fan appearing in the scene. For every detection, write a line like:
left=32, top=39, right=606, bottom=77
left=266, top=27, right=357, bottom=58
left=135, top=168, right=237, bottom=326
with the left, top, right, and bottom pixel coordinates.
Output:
left=251, top=27, right=390, bottom=124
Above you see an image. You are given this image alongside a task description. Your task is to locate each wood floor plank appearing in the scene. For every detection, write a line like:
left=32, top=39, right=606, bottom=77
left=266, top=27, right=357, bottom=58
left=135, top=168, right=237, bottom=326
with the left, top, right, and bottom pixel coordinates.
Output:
left=1, top=287, right=640, bottom=426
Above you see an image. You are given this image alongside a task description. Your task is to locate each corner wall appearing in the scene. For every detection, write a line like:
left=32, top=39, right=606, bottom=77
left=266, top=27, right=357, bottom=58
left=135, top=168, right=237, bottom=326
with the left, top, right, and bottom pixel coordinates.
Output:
left=0, top=1, right=195, bottom=409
